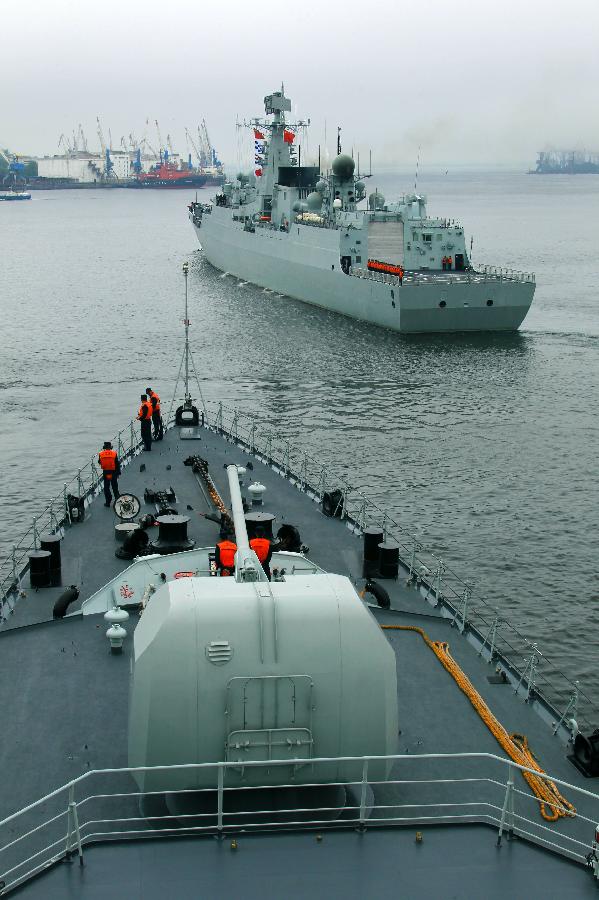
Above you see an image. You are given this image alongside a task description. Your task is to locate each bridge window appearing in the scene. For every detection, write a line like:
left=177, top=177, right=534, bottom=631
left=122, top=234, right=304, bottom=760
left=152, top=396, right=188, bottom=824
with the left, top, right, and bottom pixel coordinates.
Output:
left=423, top=234, right=432, bottom=243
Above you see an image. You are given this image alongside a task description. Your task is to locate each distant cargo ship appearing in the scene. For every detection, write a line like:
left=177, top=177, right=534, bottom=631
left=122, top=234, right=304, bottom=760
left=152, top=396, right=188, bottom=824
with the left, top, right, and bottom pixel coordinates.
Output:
left=530, top=150, right=599, bottom=174
left=131, top=159, right=208, bottom=189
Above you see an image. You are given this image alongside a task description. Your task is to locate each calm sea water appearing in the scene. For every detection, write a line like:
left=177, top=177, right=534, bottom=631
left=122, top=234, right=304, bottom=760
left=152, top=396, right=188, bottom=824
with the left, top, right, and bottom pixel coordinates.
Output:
left=1, top=171, right=598, bottom=717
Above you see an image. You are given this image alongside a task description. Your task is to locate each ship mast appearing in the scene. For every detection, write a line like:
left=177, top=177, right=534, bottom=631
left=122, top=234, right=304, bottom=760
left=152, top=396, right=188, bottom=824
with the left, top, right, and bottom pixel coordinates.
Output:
left=166, top=260, right=203, bottom=429
left=183, top=260, right=191, bottom=406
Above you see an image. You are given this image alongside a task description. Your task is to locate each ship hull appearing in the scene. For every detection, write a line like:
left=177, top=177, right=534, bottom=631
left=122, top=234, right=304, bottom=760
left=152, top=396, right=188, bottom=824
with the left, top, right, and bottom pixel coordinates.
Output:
left=192, top=210, right=534, bottom=334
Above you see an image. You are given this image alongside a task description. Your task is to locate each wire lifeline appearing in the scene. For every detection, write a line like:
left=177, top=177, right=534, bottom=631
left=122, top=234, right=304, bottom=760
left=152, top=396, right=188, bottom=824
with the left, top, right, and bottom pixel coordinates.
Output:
left=381, top=624, right=575, bottom=822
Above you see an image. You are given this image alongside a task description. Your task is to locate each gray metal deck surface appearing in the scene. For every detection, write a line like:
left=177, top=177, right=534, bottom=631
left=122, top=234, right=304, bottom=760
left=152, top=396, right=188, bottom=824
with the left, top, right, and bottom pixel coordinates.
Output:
left=10, top=828, right=597, bottom=899
left=1, top=424, right=598, bottom=896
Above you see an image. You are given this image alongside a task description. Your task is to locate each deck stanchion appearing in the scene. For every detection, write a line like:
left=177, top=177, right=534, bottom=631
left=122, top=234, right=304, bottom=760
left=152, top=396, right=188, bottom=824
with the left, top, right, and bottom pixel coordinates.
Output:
left=358, top=759, right=369, bottom=829
left=478, top=612, right=501, bottom=661
left=515, top=643, right=538, bottom=702
left=452, top=585, right=471, bottom=632
left=217, top=764, right=224, bottom=833
left=118, top=431, right=125, bottom=461
left=65, top=784, right=84, bottom=865
left=77, top=470, right=83, bottom=498
left=553, top=681, right=579, bottom=736
left=63, top=483, right=70, bottom=525
left=433, top=561, right=445, bottom=605
left=130, top=421, right=135, bottom=455
left=497, top=764, right=515, bottom=845
left=32, top=518, right=38, bottom=551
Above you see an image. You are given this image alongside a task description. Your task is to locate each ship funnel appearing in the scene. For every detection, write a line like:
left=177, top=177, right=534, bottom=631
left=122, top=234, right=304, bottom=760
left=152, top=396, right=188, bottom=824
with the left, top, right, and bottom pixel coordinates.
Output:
left=226, top=465, right=266, bottom=582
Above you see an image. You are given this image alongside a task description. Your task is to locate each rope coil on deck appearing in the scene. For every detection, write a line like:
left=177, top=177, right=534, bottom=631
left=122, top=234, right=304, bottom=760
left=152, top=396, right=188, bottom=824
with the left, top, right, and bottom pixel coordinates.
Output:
left=381, top=625, right=576, bottom=822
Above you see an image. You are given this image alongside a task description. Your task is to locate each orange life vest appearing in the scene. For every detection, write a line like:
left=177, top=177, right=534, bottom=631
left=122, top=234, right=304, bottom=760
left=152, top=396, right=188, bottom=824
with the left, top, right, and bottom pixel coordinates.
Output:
left=99, top=449, right=117, bottom=479
left=148, top=391, right=161, bottom=413
left=250, top=538, right=271, bottom=563
left=138, top=401, right=152, bottom=421
left=217, top=540, right=237, bottom=572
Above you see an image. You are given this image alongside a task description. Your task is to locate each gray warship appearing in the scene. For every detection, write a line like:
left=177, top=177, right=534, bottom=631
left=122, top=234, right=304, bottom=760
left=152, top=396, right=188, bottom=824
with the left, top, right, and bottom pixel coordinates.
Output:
left=1, top=266, right=599, bottom=898
left=189, top=89, right=535, bottom=334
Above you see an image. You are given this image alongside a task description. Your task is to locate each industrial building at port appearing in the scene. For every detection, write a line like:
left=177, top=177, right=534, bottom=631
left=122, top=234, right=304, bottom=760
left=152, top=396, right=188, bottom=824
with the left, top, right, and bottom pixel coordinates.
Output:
left=8, top=119, right=223, bottom=187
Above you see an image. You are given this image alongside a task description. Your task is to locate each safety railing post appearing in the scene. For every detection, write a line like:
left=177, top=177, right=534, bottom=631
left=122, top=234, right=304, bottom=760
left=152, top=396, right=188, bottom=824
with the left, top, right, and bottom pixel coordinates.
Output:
left=358, top=759, right=369, bottom=829
left=515, top=643, right=538, bottom=702
left=497, top=763, right=514, bottom=845
left=284, top=441, right=290, bottom=476
left=63, top=483, right=70, bottom=525
left=32, top=517, right=38, bottom=551
left=478, top=612, right=501, bottom=661
left=130, top=421, right=135, bottom=455
left=118, top=430, right=125, bottom=460
left=433, top=561, right=445, bottom=605
left=217, top=764, right=224, bottom=833
left=553, top=681, right=579, bottom=737
left=249, top=423, right=256, bottom=455
left=65, top=783, right=84, bottom=864
left=77, top=470, right=83, bottom=498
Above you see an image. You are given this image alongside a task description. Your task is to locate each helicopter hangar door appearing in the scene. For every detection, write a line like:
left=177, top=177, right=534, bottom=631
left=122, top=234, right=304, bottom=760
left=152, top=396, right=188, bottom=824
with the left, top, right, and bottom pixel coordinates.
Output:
left=368, top=221, right=404, bottom=265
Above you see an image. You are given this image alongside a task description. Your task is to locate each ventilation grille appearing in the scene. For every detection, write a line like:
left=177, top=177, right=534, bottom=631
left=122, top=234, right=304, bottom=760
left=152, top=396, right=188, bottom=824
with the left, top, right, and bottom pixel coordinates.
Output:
left=206, top=640, right=233, bottom=665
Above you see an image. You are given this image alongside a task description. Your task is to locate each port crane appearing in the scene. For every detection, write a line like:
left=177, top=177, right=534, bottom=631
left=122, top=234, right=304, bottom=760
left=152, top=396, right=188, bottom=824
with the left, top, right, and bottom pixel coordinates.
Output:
left=0, top=147, right=26, bottom=186
left=96, top=117, right=114, bottom=178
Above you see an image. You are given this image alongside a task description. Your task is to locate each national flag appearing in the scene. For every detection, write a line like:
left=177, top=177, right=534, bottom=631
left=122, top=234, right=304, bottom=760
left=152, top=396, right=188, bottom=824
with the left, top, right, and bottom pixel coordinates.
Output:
left=254, top=128, right=265, bottom=140
left=255, top=168, right=262, bottom=177
left=283, top=129, right=295, bottom=144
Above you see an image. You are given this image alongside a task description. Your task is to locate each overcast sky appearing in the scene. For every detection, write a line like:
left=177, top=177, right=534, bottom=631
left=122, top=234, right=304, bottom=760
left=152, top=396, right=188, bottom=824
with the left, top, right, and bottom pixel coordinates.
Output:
left=3, top=0, right=598, bottom=168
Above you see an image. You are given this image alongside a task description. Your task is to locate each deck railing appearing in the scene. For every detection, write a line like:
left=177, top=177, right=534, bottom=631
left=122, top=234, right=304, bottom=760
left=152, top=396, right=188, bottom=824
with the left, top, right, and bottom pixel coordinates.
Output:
left=0, top=419, right=145, bottom=623
left=0, top=751, right=597, bottom=894
left=0, top=401, right=593, bottom=732
left=203, top=401, right=595, bottom=733
left=350, top=265, right=535, bottom=286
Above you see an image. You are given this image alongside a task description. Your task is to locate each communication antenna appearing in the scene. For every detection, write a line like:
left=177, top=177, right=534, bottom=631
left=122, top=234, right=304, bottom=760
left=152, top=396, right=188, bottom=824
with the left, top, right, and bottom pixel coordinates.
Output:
left=337, top=127, right=342, bottom=155
left=369, top=149, right=372, bottom=177
left=166, top=261, right=205, bottom=429
left=413, top=145, right=421, bottom=193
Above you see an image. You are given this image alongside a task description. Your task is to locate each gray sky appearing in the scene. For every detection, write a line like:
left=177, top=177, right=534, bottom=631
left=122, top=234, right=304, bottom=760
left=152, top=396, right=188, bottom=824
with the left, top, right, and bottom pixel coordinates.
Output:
left=3, top=0, right=598, bottom=167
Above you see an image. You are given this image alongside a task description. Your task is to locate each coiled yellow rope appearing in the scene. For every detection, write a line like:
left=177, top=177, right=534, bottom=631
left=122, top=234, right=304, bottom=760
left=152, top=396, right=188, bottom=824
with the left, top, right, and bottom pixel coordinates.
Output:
left=381, top=624, right=575, bottom=822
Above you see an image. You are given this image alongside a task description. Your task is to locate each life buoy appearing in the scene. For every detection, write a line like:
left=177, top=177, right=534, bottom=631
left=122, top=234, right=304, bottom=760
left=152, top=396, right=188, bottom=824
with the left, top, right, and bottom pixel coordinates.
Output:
left=174, top=571, right=195, bottom=579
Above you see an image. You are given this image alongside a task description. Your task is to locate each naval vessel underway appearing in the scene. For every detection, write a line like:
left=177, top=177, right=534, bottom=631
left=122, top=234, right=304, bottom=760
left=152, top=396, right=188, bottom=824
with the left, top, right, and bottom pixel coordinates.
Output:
left=189, top=89, right=535, bottom=333
left=0, top=267, right=598, bottom=898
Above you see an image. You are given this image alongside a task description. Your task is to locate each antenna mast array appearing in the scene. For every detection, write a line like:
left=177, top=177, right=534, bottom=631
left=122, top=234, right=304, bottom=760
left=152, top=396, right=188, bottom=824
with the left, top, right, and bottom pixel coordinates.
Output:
left=167, top=262, right=205, bottom=431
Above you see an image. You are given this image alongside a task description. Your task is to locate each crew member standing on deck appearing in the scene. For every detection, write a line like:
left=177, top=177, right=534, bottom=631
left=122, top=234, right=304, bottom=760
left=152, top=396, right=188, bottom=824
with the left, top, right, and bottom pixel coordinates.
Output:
left=98, top=441, right=121, bottom=507
left=250, top=526, right=273, bottom=581
left=146, top=387, right=163, bottom=441
left=137, top=394, right=153, bottom=451
left=447, top=255, right=453, bottom=271
left=215, top=534, right=237, bottom=577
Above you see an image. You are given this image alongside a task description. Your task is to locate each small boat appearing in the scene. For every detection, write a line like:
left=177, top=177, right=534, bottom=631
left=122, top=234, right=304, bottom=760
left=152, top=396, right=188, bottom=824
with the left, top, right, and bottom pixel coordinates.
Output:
left=0, top=190, right=32, bottom=201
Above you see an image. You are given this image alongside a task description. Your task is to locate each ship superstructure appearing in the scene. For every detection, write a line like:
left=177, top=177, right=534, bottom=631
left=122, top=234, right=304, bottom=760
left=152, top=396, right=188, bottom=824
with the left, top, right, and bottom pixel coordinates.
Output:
left=189, top=89, right=535, bottom=334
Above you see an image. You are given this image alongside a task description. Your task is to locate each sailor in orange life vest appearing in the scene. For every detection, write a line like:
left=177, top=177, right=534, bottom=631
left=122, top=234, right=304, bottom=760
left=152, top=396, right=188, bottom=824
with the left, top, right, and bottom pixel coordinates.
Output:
left=146, top=387, right=162, bottom=441
left=215, top=534, right=237, bottom=577
left=98, top=441, right=121, bottom=507
left=137, top=394, right=153, bottom=451
left=249, top=526, right=273, bottom=580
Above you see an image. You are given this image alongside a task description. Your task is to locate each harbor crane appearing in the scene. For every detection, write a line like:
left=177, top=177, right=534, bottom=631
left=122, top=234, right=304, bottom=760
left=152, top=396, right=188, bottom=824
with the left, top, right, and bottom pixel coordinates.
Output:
left=185, top=127, right=202, bottom=166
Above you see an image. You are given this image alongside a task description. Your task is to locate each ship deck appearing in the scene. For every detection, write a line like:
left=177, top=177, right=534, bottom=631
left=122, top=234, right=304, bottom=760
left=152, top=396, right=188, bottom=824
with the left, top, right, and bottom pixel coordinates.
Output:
left=1, top=423, right=598, bottom=897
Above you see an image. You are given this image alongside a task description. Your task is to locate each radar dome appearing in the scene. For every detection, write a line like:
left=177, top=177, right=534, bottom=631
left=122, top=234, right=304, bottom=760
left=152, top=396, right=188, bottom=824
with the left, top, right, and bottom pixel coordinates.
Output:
left=315, top=179, right=327, bottom=194
left=332, top=154, right=355, bottom=181
left=368, top=191, right=385, bottom=210
left=306, top=191, right=323, bottom=211
left=292, top=200, right=302, bottom=213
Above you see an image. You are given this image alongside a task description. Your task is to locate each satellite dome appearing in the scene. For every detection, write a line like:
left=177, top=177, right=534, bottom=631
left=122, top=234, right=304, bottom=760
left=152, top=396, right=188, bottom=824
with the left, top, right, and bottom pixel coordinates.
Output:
left=332, top=154, right=355, bottom=181
left=368, top=191, right=385, bottom=210
left=306, top=191, right=323, bottom=211
left=315, top=179, right=327, bottom=193
left=292, top=200, right=302, bottom=212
